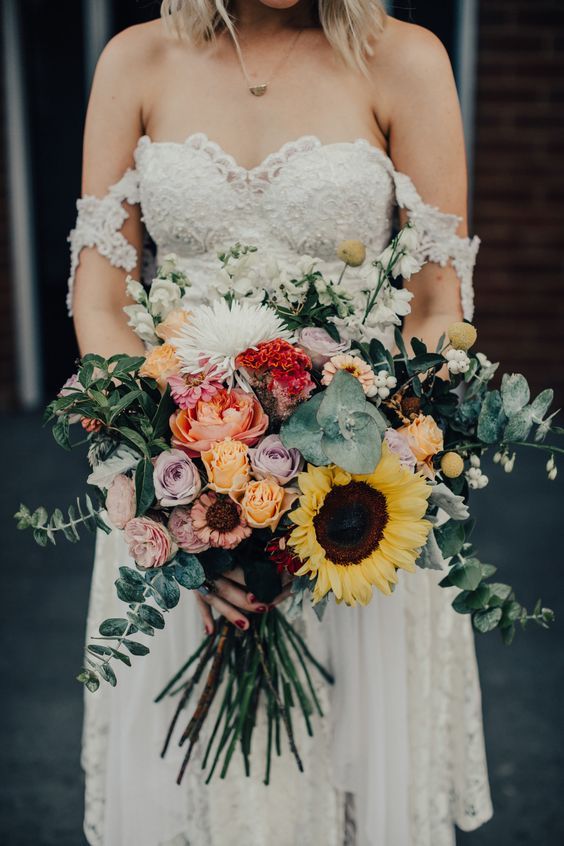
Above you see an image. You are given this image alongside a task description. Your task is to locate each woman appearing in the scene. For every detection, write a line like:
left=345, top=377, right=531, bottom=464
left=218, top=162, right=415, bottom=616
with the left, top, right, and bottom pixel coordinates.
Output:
left=70, top=1, right=493, bottom=844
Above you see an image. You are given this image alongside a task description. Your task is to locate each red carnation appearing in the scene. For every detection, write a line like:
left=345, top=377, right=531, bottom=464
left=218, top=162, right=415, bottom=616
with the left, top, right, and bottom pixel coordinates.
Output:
left=266, top=535, right=302, bottom=576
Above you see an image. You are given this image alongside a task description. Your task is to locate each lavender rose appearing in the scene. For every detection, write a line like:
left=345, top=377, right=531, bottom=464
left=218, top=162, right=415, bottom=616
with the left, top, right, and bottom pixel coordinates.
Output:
left=168, top=506, right=209, bottom=553
left=297, top=327, right=350, bottom=369
left=248, top=434, right=303, bottom=485
left=123, top=516, right=177, bottom=569
left=384, top=428, right=417, bottom=471
left=105, top=474, right=136, bottom=529
left=153, top=449, right=201, bottom=507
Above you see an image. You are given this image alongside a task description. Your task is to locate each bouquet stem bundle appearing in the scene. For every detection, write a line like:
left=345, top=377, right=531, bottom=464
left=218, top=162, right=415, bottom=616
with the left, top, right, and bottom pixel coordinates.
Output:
left=156, top=610, right=334, bottom=784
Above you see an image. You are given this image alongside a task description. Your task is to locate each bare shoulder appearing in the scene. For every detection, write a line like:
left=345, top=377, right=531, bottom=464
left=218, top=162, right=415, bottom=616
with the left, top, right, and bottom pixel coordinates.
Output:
left=368, top=17, right=458, bottom=129
left=95, top=19, right=170, bottom=80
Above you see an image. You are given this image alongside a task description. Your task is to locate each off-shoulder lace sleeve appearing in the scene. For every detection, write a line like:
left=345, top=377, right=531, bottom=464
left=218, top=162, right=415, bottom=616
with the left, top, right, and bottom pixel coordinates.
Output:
left=387, top=167, right=480, bottom=321
left=66, top=167, right=142, bottom=317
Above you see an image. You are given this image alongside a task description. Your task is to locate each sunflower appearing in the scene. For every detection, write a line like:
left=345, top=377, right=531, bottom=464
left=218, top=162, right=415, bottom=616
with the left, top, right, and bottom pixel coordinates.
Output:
left=288, top=444, right=432, bottom=605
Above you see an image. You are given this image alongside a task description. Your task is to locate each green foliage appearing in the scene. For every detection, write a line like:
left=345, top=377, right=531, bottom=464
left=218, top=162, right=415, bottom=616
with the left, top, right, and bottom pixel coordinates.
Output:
left=14, top=495, right=110, bottom=546
left=280, top=370, right=387, bottom=474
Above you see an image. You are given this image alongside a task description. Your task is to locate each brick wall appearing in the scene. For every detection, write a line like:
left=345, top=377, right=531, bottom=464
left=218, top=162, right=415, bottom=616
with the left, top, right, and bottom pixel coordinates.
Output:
left=473, top=0, right=564, bottom=405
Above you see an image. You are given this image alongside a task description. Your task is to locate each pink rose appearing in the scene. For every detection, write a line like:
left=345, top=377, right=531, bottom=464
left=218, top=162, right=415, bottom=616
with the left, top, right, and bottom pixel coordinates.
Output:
left=297, top=327, right=350, bottom=369
left=168, top=506, right=209, bottom=553
left=383, top=428, right=417, bottom=471
left=123, top=516, right=177, bottom=569
left=105, top=474, right=136, bottom=529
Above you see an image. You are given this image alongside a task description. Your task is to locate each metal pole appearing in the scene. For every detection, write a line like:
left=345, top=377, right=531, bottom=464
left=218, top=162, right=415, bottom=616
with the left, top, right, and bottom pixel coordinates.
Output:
left=82, top=0, right=113, bottom=97
left=455, top=0, right=479, bottom=217
left=2, top=0, right=42, bottom=408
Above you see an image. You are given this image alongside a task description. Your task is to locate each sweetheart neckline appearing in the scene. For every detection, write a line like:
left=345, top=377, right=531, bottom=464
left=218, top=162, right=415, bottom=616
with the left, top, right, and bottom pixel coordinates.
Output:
left=135, top=131, right=396, bottom=177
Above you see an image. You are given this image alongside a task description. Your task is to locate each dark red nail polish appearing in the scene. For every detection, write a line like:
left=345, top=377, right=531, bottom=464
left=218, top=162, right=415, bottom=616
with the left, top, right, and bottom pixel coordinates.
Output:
left=248, top=594, right=257, bottom=603
left=235, top=619, right=247, bottom=630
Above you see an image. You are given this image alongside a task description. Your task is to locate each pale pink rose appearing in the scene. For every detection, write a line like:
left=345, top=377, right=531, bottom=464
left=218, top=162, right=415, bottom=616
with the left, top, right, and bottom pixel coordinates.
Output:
left=297, top=327, right=350, bottom=369
left=383, top=428, right=417, bottom=472
left=153, top=449, right=201, bottom=506
left=168, top=506, right=209, bottom=553
left=123, top=516, right=177, bottom=569
left=105, top=474, right=136, bottom=529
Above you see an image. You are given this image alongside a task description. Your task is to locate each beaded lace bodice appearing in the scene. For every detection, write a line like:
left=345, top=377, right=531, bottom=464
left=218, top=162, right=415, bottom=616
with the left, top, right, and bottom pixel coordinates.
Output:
left=67, top=132, right=479, bottom=319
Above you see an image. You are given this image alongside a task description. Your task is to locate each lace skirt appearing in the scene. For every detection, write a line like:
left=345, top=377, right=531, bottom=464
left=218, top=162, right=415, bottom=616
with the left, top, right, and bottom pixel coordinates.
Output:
left=82, top=528, right=493, bottom=846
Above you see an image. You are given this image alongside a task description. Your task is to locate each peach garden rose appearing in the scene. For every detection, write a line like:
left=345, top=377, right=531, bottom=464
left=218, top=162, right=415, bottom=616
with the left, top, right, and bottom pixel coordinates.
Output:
left=399, top=413, right=444, bottom=473
left=201, top=438, right=250, bottom=494
left=236, top=478, right=298, bottom=531
left=139, top=343, right=182, bottom=391
left=169, top=388, right=268, bottom=456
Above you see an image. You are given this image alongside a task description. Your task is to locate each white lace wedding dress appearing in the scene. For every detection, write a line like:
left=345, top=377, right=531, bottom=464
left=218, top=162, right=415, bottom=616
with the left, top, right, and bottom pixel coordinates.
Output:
left=68, top=132, right=493, bottom=846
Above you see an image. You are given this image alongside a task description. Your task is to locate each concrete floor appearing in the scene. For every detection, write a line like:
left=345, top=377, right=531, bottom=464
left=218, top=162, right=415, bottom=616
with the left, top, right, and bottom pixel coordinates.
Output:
left=1, top=412, right=563, bottom=845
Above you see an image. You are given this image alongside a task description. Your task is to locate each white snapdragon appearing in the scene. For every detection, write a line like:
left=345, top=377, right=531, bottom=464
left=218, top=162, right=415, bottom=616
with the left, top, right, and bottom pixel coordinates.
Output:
left=158, top=252, right=179, bottom=276
left=397, top=224, right=419, bottom=252
left=466, top=455, right=489, bottom=489
left=445, top=348, right=471, bottom=375
left=125, top=275, right=145, bottom=303
left=373, top=369, right=397, bottom=400
left=394, top=252, right=423, bottom=280
left=148, top=278, right=182, bottom=317
left=123, top=304, right=158, bottom=345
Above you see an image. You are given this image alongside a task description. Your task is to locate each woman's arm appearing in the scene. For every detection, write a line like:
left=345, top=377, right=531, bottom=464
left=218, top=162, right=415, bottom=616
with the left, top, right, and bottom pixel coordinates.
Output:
left=374, top=21, right=469, bottom=351
left=72, top=29, right=148, bottom=358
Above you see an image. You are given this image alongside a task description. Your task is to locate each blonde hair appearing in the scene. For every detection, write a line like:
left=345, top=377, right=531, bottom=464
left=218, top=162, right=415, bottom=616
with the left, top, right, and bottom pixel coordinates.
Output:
left=160, top=1, right=387, bottom=74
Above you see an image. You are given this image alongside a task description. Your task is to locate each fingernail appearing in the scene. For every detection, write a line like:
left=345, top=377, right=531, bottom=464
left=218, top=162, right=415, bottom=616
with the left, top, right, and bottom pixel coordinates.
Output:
left=255, top=605, right=267, bottom=613
left=205, top=623, right=213, bottom=635
left=235, top=619, right=247, bottom=630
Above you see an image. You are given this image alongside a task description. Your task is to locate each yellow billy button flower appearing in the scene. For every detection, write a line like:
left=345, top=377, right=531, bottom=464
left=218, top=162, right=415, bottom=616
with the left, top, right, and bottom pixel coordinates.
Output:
left=447, top=321, right=477, bottom=351
left=287, top=444, right=432, bottom=606
left=440, top=451, right=465, bottom=479
left=336, top=239, right=366, bottom=267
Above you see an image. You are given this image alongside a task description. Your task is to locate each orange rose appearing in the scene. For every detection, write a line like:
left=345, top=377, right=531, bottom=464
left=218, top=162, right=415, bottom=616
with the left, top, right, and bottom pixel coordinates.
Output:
left=202, top=438, right=250, bottom=494
left=236, top=478, right=297, bottom=531
left=139, top=343, right=182, bottom=390
left=170, top=388, right=268, bottom=456
left=155, top=308, right=191, bottom=342
left=399, top=413, right=444, bottom=473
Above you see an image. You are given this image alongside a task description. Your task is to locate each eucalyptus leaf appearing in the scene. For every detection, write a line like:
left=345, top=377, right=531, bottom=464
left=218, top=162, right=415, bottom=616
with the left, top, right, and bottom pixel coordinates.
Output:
left=477, top=390, right=506, bottom=443
left=429, top=483, right=470, bottom=521
left=435, top=520, right=465, bottom=558
left=172, top=551, right=206, bottom=589
left=150, top=570, right=181, bottom=609
left=530, top=388, right=554, bottom=423
left=98, top=663, right=117, bottom=687
left=138, top=603, right=166, bottom=629
left=99, top=618, right=129, bottom=637
left=122, top=639, right=150, bottom=656
left=501, top=373, right=530, bottom=416
left=280, top=392, right=328, bottom=465
left=473, top=606, right=503, bottom=634
left=416, top=530, right=445, bottom=570
left=448, top=558, right=482, bottom=591
left=115, top=578, right=146, bottom=604
left=503, top=407, right=534, bottom=441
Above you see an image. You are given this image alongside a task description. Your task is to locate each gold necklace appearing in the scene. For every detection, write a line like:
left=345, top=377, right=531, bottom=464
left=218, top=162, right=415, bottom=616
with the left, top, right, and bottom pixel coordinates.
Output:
left=232, top=28, right=304, bottom=97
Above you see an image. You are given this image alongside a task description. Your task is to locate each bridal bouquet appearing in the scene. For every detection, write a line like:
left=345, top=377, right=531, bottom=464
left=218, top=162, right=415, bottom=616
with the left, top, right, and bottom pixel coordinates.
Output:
left=15, top=230, right=559, bottom=784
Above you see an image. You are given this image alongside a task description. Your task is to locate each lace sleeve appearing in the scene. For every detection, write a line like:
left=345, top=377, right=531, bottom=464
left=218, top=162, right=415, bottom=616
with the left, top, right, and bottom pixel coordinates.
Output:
left=66, top=166, right=153, bottom=317
left=389, top=169, right=480, bottom=321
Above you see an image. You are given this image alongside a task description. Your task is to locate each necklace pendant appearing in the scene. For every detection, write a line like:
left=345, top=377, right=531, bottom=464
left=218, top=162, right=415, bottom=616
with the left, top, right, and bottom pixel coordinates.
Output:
left=249, top=83, right=268, bottom=97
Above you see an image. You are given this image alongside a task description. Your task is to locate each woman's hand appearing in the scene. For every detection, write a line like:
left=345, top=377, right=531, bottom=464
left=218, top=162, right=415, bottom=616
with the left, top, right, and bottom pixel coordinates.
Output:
left=195, top=567, right=293, bottom=634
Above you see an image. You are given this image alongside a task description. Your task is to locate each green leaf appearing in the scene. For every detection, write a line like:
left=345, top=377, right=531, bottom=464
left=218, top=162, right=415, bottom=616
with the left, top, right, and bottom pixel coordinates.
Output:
left=87, top=644, right=113, bottom=657
left=172, top=551, right=206, bottom=589
left=452, top=590, right=473, bottom=614
left=394, top=327, right=409, bottom=362
left=134, top=458, right=155, bottom=516
left=31, top=507, right=48, bottom=528
left=410, top=337, right=427, bottom=356
left=52, top=416, right=71, bottom=450
left=99, top=618, right=129, bottom=637
left=151, top=383, right=175, bottom=438
left=480, top=563, right=497, bottom=579
left=501, top=600, right=523, bottom=627
left=477, top=390, right=506, bottom=443
left=138, top=603, right=165, bottom=629
left=448, top=558, right=482, bottom=591
left=501, top=625, right=516, bottom=645
left=108, top=648, right=131, bottom=666
left=503, top=407, right=534, bottom=442
left=115, top=578, right=146, bottom=604
left=98, top=663, right=117, bottom=686
left=409, top=353, right=445, bottom=375
left=473, top=606, right=503, bottom=633
left=126, top=611, right=155, bottom=636
left=435, top=520, right=465, bottom=558
left=122, top=639, right=150, bottom=656
left=118, top=566, right=145, bottom=585
left=149, top=570, right=180, bottom=609
left=487, top=583, right=513, bottom=607
left=501, top=373, right=530, bottom=416
left=119, top=427, right=150, bottom=458
left=321, top=417, right=382, bottom=474
left=317, top=369, right=366, bottom=427
left=530, top=388, right=553, bottom=423
left=280, top=392, right=327, bottom=466
left=463, top=585, right=492, bottom=610
left=108, top=389, right=142, bottom=423
left=368, top=338, right=389, bottom=366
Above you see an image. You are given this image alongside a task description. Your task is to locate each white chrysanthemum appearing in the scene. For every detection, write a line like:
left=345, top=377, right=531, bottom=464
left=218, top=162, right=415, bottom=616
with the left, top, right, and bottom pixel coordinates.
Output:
left=170, top=299, right=294, bottom=380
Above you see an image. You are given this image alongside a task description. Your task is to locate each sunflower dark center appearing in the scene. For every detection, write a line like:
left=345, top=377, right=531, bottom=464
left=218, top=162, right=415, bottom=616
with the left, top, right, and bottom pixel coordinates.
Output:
left=313, top=481, right=388, bottom=565
left=206, top=497, right=240, bottom=533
